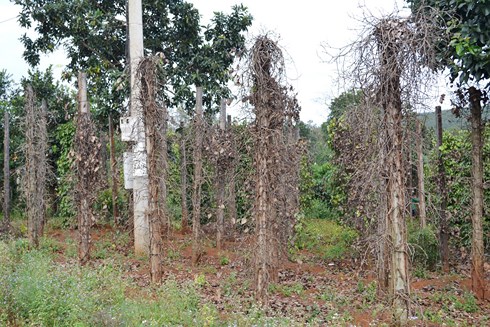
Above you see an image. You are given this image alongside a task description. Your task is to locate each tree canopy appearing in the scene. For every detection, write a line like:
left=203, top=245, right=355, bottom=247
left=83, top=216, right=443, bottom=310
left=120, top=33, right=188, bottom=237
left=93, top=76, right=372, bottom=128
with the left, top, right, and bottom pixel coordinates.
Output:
left=12, top=0, right=253, bottom=115
left=408, top=0, right=490, bottom=88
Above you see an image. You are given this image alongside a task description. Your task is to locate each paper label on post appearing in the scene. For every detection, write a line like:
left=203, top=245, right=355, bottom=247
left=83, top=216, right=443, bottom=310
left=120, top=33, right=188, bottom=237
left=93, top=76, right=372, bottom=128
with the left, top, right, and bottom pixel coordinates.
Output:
left=133, top=151, right=147, bottom=177
left=123, top=152, right=134, bottom=189
left=120, top=116, right=138, bottom=142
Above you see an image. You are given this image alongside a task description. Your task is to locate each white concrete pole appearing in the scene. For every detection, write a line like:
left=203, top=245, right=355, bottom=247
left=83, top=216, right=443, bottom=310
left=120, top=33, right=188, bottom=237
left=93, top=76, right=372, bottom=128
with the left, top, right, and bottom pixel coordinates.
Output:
left=129, top=0, right=149, bottom=255
left=78, top=72, right=88, bottom=114
left=219, top=99, right=226, bottom=130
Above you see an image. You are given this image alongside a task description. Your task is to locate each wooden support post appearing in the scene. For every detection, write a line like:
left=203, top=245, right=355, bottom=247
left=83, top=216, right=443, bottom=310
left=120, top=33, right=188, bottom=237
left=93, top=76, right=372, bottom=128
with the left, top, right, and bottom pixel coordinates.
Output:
left=180, top=121, right=189, bottom=232
left=216, top=99, right=226, bottom=252
left=192, top=86, right=204, bottom=265
left=416, top=119, right=427, bottom=228
left=109, top=114, right=120, bottom=225
left=3, top=109, right=10, bottom=230
left=468, top=88, right=485, bottom=300
left=435, top=106, right=449, bottom=272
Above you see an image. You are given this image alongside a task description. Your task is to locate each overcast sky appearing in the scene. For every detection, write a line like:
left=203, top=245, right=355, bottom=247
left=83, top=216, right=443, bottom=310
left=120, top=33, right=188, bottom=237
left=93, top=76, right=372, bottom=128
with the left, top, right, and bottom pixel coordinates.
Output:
left=0, top=0, right=442, bottom=124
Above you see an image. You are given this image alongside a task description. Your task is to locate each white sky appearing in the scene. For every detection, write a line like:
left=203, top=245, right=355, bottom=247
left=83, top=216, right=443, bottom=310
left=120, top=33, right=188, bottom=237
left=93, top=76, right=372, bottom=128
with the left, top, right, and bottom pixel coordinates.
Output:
left=0, top=0, right=449, bottom=124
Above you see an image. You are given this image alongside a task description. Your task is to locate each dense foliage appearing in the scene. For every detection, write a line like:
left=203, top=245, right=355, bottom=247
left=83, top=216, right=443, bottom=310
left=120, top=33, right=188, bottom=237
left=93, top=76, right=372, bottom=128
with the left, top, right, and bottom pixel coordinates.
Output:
left=12, top=0, right=253, bottom=116
left=407, top=0, right=490, bottom=88
left=426, top=128, right=490, bottom=251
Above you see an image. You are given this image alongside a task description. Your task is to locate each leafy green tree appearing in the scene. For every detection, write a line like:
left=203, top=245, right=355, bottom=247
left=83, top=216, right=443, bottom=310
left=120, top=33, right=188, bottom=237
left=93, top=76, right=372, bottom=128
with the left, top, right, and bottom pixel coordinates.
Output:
left=407, top=0, right=489, bottom=299
left=297, top=91, right=364, bottom=221
left=12, top=0, right=252, bottom=118
left=327, top=89, right=362, bottom=123
left=426, top=128, right=490, bottom=252
left=0, top=70, right=12, bottom=101
left=407, top=0, right=490, bottom=87
left=298, top=120, right=331, bottom=164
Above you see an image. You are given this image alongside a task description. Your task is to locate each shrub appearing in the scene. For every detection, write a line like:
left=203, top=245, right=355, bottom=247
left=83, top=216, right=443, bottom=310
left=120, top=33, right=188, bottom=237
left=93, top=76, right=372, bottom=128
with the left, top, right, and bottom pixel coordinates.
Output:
left=295, top=218, right=358, bottom=261
left=0, top=238, right=291, bottom=326
left=408, top=224, right=439, bottom=270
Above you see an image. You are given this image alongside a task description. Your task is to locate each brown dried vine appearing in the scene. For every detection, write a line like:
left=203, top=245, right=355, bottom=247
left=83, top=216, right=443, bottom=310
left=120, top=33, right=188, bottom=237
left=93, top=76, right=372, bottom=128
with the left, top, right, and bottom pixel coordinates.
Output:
left=191, top=86, right=204, bottom=265
left=329, top=6, right=446, bottom=323
left=243, top=35, right=302, bottom=304
left=74, top=72, right=101, bottom=265
left=138, top=56, right=168, bottom=283
left=24, top=85, right=48, bottom=248
left=224, top=115, right=238, bottom=229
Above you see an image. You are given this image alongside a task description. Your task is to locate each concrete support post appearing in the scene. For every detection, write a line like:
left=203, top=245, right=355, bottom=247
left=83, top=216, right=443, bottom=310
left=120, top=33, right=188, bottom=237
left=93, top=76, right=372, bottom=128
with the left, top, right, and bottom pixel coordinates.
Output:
left=128, top=0, right=149, bottom=255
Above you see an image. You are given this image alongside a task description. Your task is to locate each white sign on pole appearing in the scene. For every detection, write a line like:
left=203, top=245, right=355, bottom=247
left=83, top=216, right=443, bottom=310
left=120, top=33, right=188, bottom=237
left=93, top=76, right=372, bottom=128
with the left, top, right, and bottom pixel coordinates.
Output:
left=123, top=152, right=134, bottom=189
left=120, top=116, right=138, bottom=142
left=133, top=149, right=147, bottom=177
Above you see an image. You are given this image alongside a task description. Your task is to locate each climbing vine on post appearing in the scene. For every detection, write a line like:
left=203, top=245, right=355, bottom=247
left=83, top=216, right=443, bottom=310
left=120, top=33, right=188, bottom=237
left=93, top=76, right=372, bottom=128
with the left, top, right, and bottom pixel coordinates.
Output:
left=191, top=86, right=204, bottom=266
left=139, top=56, right=168, bottom=283
left=74, top=72, right=100, bottom=265
left=330, top=6, right=444, bottom=323
left=24, top=85, right=48, bottom=248
left=243, top=35, right=302, bottom=304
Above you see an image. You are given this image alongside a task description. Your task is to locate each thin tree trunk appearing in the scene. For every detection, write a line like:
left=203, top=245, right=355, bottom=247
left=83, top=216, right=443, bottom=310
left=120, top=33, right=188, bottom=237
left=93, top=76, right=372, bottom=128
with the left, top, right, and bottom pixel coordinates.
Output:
left=377, top=191, right=390, bottom=295
left=99, top=133, right=108, bottom=189
left=3, top=109, right=10, bottom=230
left=180, top=121, right=189, bottom=232
left=128, top=190, right=134, bottom=246
left=226, top=114, right=237, bottom=227
left=39, top=99, right=48, bottom=236
left=277, top=121, right=289, bottom=260
left=216, top=99, right=226, bottom=252
left=468, top=87, right=485, bottom=300
left=385, top=100, right=410, bottom=316
left=286, top=123, right=301, bottom=252
left=377, top=128, right=390, bottom=296
left=78, top=197, right=91, bottom=264
left=435, top=105, right=449, bottom=272
left=145, top=94, right=165, bottom=283
left=386, top=103, right=410, bottom=323
left=406, top=133, right=414, bottom=217
left=109, top=114, right=120, bottom=225
left=192, top=86, right=204, bottom=265
left=76, top=72, right=93, bottom=265
left=416, top=119, right=427, bottom=228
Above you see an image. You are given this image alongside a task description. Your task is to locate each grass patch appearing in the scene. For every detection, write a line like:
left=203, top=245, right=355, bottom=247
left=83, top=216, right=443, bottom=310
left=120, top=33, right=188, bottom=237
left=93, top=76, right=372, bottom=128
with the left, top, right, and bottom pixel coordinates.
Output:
left=269, top=282, right=304, bottom=297
left=294, top=219, right=358, bottom=261
left=0, top=238, right=288, bottom=326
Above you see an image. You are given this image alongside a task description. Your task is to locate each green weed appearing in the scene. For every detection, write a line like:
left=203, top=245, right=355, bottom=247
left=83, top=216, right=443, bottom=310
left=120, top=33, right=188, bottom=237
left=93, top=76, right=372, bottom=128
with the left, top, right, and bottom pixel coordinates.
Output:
left=219, top=255, right=230, bottom=266
left=269, top=282, right=304, bottom=297
left=0, top=239, right=239, bottom=326
left=194, top=273, right=207, bottom=287
left=455, top=292, right=479, bottom=313
left=295, top=218, right=358, bottom=261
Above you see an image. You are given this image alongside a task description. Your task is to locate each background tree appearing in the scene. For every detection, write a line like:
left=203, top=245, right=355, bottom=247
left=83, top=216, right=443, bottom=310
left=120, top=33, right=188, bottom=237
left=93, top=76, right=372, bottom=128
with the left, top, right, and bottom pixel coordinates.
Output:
left=13, top=1, right=252, bottom=247
left=1, top=70, right=13, bottom=231
left=13, top=0, right=252, bottom=116
left=407, top=0, right=489, bottom=300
